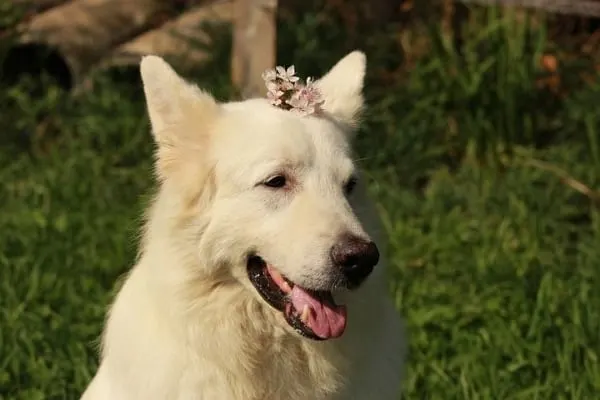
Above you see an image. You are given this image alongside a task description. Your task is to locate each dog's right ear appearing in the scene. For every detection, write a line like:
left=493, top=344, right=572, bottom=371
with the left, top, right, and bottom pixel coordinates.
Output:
left=140, top=56, right=220, bottom=185
left=140, top=55, right=219, bottom=143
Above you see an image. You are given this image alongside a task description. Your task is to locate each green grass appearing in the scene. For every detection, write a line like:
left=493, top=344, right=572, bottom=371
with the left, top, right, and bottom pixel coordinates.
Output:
left=376, top=146, right=600, bottom=399
left=1, top=4, right=600, bottom=399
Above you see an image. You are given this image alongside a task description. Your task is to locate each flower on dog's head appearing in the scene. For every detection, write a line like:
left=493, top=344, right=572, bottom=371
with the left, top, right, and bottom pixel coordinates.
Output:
left=262, top=66, right=324, bottom=116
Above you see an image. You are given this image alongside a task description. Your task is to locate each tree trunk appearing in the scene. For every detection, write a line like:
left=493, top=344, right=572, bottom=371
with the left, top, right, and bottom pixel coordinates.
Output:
left=14, top=0, right=170, bottom=86
left=101, top=0, right=233, bottom=71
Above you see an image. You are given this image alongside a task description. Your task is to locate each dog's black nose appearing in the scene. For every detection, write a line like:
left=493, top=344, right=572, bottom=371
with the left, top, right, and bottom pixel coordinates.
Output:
left=331, top=234, right=379, bottom=287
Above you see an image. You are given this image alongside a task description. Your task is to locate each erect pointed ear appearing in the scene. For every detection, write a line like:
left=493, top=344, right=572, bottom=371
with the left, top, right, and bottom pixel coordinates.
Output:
left=140, top=56, right=219, bottom=187
left=315, top=51, right=366, bottom=127
left=140, top=55, right=219, bottom=141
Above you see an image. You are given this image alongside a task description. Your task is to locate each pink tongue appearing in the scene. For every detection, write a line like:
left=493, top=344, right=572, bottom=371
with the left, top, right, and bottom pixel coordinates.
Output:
left=290, top=286, right=347, bottom=339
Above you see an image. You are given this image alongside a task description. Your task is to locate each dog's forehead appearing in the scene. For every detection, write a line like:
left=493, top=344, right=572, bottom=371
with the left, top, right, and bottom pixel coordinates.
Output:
left=214, top=100, right=352, bottom=172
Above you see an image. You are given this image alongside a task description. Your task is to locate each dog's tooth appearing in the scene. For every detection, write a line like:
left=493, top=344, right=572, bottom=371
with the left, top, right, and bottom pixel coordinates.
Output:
left=300, top=305, right=310, bottom=323
left=281, top=281, right=292, bottom=293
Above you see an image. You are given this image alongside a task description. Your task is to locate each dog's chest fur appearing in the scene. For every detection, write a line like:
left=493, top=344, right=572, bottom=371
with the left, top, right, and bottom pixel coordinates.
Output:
left=94, top=266, right=349, bottom=400
left=180, top=280, right=348, bottom=399
left=188, top=327, right=346, bottom=399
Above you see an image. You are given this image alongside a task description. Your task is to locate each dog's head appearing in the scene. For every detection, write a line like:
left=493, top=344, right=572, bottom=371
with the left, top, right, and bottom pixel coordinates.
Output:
left=140, top=52, right=379, bottom=341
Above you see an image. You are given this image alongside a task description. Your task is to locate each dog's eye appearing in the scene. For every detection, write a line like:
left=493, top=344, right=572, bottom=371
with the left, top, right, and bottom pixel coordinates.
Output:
left=344, top=176, right=358, bottom=195
left=263, top=175, right=287, bottom=189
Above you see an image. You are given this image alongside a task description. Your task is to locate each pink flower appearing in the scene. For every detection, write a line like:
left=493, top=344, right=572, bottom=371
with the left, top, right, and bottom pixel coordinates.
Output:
left=266, top=82, right=284, bottom=106
left=286, top=79, right=324, bottom=115
left=267, top=93, right=283, bottom=106
left=262, top=65, right=325, bottom=116
left=261, top=68, right=277, bottom=82
left=276, top=66, right=300, bottom=83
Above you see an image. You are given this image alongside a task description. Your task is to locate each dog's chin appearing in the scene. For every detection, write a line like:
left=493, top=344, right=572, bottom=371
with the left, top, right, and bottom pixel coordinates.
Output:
left=246, top=256, right=347, bottom=341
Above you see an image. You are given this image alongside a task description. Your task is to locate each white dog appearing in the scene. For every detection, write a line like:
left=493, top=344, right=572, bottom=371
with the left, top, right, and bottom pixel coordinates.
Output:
left=81, top=51, right=406, bottom=400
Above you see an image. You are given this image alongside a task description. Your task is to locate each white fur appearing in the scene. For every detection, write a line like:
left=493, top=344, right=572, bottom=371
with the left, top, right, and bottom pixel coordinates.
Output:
left=81, top=51, right=406, bottom=400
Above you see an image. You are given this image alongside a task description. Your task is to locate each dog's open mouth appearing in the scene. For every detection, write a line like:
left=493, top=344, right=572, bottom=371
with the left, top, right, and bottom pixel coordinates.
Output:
left=247, top=256, right=347, bottom=341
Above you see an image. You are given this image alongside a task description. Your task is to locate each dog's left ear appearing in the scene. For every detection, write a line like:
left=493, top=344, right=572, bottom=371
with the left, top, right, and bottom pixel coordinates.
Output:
left=316, top=51, right=366, bottom=127
left=140, top=56, right=220, bottom=187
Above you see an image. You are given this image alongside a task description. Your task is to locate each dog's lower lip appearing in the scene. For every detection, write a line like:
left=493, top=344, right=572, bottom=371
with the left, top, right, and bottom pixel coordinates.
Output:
left=246, top=255, right=289, bottom=312
left=246, top=256, right=346, bottom=340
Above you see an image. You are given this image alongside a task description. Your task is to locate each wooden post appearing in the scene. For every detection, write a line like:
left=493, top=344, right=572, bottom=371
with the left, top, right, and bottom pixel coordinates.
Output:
left=231, top=0, right=278, bottom=99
